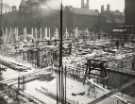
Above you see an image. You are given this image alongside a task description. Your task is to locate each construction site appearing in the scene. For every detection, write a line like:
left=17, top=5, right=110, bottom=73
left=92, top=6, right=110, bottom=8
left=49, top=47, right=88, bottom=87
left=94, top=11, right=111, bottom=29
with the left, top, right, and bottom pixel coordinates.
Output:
left=0, top=0, right=135, bottom=104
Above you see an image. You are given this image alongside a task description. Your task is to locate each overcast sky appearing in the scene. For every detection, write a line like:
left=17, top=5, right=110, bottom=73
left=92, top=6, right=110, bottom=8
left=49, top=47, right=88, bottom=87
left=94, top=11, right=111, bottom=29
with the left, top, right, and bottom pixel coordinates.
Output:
left=3, top=0, right=125, bottom=12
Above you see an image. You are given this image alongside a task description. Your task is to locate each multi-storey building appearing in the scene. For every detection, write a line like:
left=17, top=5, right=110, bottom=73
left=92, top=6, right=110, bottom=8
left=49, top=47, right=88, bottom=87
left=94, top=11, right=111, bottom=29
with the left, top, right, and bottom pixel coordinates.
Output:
left=1, top=0, right=124, bottom=45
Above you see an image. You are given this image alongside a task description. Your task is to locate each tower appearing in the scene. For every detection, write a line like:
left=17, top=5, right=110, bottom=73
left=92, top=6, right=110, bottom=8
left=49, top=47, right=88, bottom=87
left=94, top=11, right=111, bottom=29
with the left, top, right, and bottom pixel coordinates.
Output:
left=106, top=4, right=110, bottom=12
left=101, top=5, right=104, bottom=13
left=81, top=0, right=89, bottom=9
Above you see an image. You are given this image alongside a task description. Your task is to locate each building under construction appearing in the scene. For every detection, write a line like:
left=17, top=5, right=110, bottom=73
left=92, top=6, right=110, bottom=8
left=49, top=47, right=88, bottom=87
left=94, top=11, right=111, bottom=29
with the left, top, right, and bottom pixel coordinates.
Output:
left=0, top=0, right=135, bottom=104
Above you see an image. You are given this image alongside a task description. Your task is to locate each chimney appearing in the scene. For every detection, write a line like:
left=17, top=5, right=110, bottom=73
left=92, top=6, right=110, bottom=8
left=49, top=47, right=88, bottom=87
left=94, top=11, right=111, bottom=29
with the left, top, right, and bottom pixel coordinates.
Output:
left=101, top=5, right=104, bottom=13
left=107, top=4, right=110, bottom=11
left=81, top=0, right=84, bottom=8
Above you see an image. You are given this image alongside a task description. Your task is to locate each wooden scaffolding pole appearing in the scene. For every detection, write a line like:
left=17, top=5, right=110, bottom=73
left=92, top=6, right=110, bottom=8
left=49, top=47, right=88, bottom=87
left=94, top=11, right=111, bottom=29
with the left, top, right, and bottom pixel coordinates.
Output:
left=57, top=0, right=66, bottom=103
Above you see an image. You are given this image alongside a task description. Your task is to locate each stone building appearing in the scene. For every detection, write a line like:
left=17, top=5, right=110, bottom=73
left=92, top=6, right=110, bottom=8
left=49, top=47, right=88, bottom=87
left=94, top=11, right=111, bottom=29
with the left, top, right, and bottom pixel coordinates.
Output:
left=1, top=0, right=125, bottom=45
left=0, top=0, right=125, bottom=68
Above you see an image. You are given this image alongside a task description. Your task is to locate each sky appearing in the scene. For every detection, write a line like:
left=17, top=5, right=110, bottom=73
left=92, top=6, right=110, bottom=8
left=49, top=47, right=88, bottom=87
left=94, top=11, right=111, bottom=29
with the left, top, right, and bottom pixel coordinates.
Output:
left=3, top=0, right=125, bottom=12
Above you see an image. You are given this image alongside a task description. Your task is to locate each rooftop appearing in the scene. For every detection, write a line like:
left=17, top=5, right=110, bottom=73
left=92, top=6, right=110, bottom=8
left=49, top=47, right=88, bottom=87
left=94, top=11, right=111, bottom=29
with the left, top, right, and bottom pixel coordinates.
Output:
left=69, top=7, right=99, bottom=16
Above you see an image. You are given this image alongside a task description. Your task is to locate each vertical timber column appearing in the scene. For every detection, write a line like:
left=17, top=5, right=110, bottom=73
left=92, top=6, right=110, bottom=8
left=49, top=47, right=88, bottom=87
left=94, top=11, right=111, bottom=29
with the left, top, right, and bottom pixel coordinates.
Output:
left=35, top=27, right=38, bottom=40
left=16, top=27, right=19, bottom=41
left=23, top=27, right=27, bottom=40
left=74, top=27, right=79, bottom=38
left=12, top=27, right=15, bottom=43
left=44, top=27, right=47, bottom=40
left=31, top=27, right=34, bottom=39
left=33, top=28, right=35, bottom=40
left=44, top=27, right=45, bottom=40
left=39, top=27, right=42, bottom=41
left=64, top=27, right=69, bottom=39
left=48, top=27, right=51, bottom=40
left=14, top=27, right=17, bottom=41
left=12, top=27, right=14, bottom=43
left=6, top=27, right=10, bottom=43
left=5, top=27, right=8, bottom=43
left=85, top=28, right=89, bottom=38
left=47, top=27, right=49, bottom=40
left=57, top=1, right=65, bottom=104
left=1, top=27, right=4, bottom=39
left=55, top=28, right=59, bottom=40
left=9, top=27, right=12, bottom=43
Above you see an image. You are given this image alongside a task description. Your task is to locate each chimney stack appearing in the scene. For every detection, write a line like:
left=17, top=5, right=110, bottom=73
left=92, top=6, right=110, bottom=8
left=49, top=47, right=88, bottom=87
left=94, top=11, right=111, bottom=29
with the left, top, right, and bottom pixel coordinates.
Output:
left=101, top=5, right=104, bottom=13
left=107, top=4, right=110, bottom=11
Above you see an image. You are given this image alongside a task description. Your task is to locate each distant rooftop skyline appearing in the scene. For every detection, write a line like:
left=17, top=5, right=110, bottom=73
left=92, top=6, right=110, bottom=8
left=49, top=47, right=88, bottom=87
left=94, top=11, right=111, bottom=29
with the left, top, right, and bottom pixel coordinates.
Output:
left=3, top=0, right=125, bottom=12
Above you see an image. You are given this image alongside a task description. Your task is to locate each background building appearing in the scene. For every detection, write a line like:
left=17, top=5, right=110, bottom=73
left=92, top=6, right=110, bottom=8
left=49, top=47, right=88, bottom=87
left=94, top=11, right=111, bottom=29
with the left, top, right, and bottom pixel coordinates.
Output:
left=1, top=0, right=124, bottom=44
left=125, top=0, right=135, bottom=34
left=125, top=0, right=135, bottom=26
